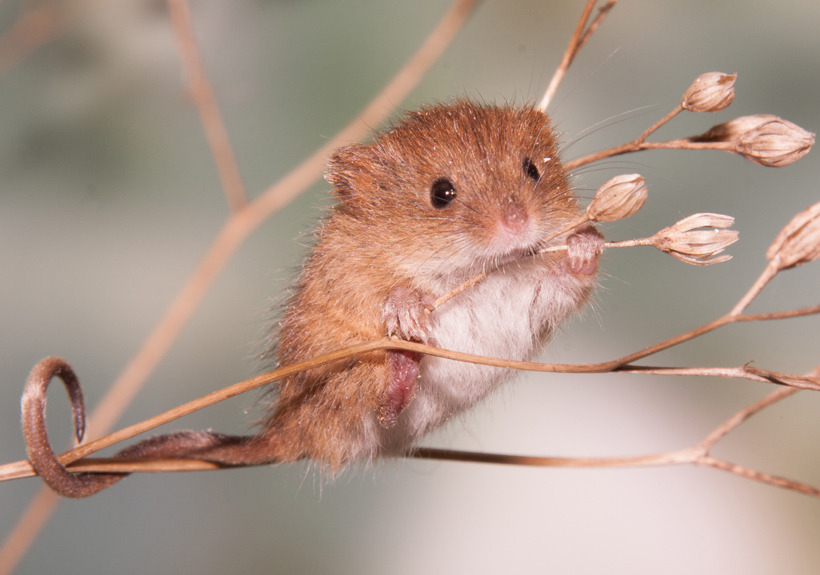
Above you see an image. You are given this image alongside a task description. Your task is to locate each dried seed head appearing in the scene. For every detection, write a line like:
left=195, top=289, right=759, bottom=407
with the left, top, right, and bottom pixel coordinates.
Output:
left=697, top=114, right=775, bottom=142
left=587, top=174, right=648, bottom=222
left=737, top=117, right=815, bottom=167
left=681, top=72, right=737, bottom=113
left=766, top=202, right=820, bottom=270
left=654, top=213, right=739, bottom=265
left=697, top=115, right=815, bottom=167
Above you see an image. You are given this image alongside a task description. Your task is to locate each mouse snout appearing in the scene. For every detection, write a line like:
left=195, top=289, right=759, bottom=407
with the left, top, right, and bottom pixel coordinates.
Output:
left=499, top=197, right=529, bottom=235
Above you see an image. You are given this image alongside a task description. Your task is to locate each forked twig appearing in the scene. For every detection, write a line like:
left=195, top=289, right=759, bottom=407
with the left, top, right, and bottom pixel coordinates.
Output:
left=538, top=0, right=618, bottom=111
left=2, top=290, right=818, bottom=483
left=168, top=0, right=247, bottom=211
left=0, top=2, right=62, bottom=73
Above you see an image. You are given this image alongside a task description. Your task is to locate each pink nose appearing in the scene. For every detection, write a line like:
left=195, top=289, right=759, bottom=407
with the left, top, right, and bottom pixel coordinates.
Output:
left=500, top=200, right=529, bottom=235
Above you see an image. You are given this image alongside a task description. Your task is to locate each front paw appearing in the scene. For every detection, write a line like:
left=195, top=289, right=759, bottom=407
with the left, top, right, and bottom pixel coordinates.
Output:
left=381, top=286, right=434, bottom=343
left=566, top=225, right=604, bottom=276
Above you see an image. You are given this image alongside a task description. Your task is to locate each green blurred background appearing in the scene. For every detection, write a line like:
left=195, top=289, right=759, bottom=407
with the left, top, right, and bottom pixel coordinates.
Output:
left=1, top=0, right=819, bottom=573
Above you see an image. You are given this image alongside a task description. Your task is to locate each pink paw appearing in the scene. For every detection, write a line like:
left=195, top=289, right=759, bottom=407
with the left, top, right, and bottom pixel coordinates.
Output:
left=566, top=225, right=604, bottom=276
left=381, top=286, right=434, bottom=343
left=378, top=286, right=434, bottom=428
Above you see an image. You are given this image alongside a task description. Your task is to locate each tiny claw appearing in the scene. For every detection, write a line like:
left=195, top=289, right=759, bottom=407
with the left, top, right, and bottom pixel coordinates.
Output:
left=566, top=225, right=604, bottom=276
left=381, top=286, right=434, bottom=343
left=21, top=357, right=125, bottom=498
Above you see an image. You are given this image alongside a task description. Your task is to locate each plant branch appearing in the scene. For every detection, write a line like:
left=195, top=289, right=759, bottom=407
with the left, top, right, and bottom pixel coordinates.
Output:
left=167, top=0, right=247, bottom=212
left=565, top=137, right=735, bottom=171
left=21, top=373, right=817, bottom=499
left=0, top=2, right=62, bottom=73
left=538, top=0, right=618, bottom=111
left=698, top=387, right=799, bottom=451
left=5, top=322, right=820, bottom=484
left=695, top=455, right=820, bottom=497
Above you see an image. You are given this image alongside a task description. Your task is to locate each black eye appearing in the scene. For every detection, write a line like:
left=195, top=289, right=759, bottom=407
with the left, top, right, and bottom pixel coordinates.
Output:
left=430, top=178, right=457, bottom=209
left=523, top=158, right=540, bottom=181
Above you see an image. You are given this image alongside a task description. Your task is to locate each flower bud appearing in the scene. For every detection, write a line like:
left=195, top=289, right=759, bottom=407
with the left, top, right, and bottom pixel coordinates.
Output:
left=696, top=115, right=815, bottom=167
left=696, top=115, right=775, bottom=142
left=681, top=72, right=736, bottom=113
left=766, top=201, right=820, bottom=270
left=587, top=174, right=648, bottom=222
left=654, top=213, right=738, bottom=265
left=736, top=117, right=815, bottom=167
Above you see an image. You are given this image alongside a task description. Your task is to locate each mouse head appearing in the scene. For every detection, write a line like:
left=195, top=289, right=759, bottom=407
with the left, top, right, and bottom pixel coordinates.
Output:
left=326, top=101, right=581, bottom=273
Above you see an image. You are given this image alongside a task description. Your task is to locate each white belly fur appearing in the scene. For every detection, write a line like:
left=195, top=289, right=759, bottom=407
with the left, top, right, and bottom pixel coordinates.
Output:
left=371, top=257, right=592, bottom=455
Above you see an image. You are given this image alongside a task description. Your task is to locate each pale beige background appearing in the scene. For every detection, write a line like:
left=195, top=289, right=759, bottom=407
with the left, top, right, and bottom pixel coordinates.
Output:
left=1, top=1, right=819, bottom=573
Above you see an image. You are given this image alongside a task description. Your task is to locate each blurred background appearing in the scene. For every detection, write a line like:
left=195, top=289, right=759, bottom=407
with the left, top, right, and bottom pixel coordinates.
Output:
left=1, top=0, right=819, bottom=573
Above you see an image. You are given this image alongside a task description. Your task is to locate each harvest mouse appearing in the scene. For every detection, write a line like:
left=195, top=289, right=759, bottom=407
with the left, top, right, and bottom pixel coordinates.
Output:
left=24, top=100, right=603, bottom=496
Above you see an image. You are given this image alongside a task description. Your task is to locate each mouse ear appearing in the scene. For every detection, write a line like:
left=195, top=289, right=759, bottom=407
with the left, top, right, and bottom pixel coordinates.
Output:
left=325, top=143, right=378, bottom=205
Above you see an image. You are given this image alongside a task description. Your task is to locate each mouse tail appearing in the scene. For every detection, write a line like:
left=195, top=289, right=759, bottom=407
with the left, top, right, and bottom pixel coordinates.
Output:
left=21, top=357, right=299, bottom=498
left=116, top=430, right=281, bottom=466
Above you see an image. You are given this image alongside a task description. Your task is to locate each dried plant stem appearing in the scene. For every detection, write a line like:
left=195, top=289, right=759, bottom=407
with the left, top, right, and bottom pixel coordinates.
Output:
left=698, top=387, right=800, bottom=450
left=730, top=261, right=779, bottom=316
left=15, top=378, right=816, bottom=498
left=538, top=0, right=618, bottom=111
left=565, top=136, right=735, bottom=171
left=0, top=491, right=60, bottom=575
left=414, top=446, right=698, bottom=468
left=696, top=456, right=820, bottom=497
left=434, top=215, right=592, bottom=310
left=0, top=2, right=62, bottom=73
left=168, top=0, right=247, bottom=212
left=0, top=340, right=388, bottom=482
left=433, top=232, right=698, bottom=311
left=3, top=303, right=819, bottom=484
left=617, top=365, right=820, bottom=392
left=0, top=1, right=479, bottom=571
left=419, top=373, right=819, bottom=497
left=636, top=104, right=683, bottom=143
left=1, top=232, right=814, bottom=490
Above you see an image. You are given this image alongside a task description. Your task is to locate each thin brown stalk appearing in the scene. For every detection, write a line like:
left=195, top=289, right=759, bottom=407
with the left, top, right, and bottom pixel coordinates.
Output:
left=577, top=255, right=802, bottom=372
left=735, top=304, right=820, bottom=323
left=167, top=0, right=247, bottom=212
left=698, top=387, right=800, bottom=450
left=433, top=230, right=706, bottom=312
left=2, top=256, right=815, bottom=488
left=419, top=369, right=820, bottom=498
left=4, top=329, right=819, bottom=483
left=434, top=215, right=590, bottom=310
left=0, top=0, right=479, bottom=570
left=0, top=491, right=60, bottom=574
left=538, top=0, right=618, bottom=111
left=616, top=365, right=820, bottom=392
left=0, top=2, right=61, bottom=73
left=565, top=137, right=735, bottom=171
left=695, top=455, right=820, bottom=497
left=577, top=0, right=617, bottom=51
left=634, top=104, right=683, bottom=144
left=730, top=261, right=779, bottom=316
left=7, top=265, right=817, bottom=484
left=413, top=447, right=697, bottom=468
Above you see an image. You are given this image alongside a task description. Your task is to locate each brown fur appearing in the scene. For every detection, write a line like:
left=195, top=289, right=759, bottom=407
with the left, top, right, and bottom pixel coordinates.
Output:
left=25, top=101, right=600, bottom=497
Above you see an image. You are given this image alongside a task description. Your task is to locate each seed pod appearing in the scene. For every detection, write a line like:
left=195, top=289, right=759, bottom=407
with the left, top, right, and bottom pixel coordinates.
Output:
left=696, top=115, right=815, bottom=167
left=654, top=213, right=738, bottom=265
left=766, top=202, right=820, bottom=270
left=736, top=117, right=815, bottom=167
left=681, top=72, right=737, bottom=113
left=587, top=174, right=648, bottom=222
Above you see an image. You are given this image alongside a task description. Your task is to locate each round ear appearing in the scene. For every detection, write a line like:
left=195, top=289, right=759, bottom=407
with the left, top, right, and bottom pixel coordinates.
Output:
left=325, top=144, right=378, bottom=205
